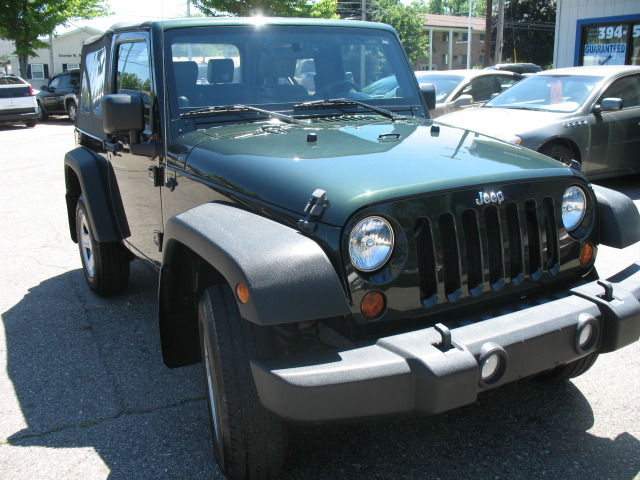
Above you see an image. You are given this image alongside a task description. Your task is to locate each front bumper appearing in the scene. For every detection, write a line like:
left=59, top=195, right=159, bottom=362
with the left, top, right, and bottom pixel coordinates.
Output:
left=251, top=263, right=640, bottom=422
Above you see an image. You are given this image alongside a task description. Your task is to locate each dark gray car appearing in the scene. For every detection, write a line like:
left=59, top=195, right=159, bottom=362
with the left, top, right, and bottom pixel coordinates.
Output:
left=437, top=65, right=640, bottom=179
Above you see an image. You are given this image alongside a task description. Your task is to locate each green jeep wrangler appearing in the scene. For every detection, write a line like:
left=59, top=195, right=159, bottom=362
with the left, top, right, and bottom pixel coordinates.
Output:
left=64, top=17, right=640, bottom=480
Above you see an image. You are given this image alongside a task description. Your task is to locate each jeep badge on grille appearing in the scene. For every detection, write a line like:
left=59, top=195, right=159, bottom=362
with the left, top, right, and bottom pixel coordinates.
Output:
left=476, top=191, right=505, bottom=205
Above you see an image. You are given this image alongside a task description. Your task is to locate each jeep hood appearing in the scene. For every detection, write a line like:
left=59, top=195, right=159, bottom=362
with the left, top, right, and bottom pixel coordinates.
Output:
left=174, top=118, right=577, bottom=226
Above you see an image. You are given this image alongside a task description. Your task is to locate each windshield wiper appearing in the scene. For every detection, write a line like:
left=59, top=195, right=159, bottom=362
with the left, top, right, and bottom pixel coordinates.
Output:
left=181, top=104, right=299, bottom=124
left=294, top=98, right=403, bottom=122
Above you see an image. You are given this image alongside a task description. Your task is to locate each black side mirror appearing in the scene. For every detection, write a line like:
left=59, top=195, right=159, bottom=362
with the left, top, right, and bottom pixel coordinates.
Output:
left=420, top=83, right=436, bottom=110
left=102, top=94, right=157, bottom=157
left=102, top=94, right=144, bottom=139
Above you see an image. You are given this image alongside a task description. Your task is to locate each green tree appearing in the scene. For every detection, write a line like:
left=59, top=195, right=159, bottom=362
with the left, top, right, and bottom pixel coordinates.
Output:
left=498, top=0, right=556, bottom=67
left=427, top=0, right=486, bottom=17
left=369, top=0, right=430, bottom=64
left=0, top=0, right=109, bottom=78
left=191, top=0, right=338, bottom=18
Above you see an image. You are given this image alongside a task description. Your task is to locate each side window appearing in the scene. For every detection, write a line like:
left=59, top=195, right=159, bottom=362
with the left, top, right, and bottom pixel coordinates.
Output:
left=117, top=41, right=152, bottom=126
left=600, top=75, right=640, bottom=108
left=49, top=76, right=60, bottom=90
left=465, top=77, right=495, bottom=102
left=80, top=47, right=106, bottom=115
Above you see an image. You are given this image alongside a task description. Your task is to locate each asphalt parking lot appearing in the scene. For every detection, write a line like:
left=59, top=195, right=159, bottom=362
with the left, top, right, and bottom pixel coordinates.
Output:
left=1, top=119, right=639, bottom=480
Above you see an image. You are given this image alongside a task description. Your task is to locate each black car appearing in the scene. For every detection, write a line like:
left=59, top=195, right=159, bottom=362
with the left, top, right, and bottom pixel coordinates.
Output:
left=485, top=62, right=542, bottom=75
left=36, top=69, right=80, bottom=121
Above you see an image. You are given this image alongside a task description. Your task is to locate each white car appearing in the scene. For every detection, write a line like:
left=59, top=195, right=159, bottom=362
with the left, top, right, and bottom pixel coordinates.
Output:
left=0, top=74, right=38, bottom=127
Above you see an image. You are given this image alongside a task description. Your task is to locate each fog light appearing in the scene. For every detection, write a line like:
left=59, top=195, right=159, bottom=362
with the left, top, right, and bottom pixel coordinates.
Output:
left=478, top=342, right=508, bottom=386
left=360, top=290, right=386, bottom=320
left=481, top=354, right=501, bottom=381
left=575, top=314, right=599, bottom=353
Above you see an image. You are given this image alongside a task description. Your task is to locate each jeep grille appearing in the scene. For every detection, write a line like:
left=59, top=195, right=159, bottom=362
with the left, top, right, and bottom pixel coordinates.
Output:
left=415, top=199, right=560, bottom=307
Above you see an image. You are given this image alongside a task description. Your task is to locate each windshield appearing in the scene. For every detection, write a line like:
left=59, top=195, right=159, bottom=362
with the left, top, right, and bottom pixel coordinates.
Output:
left=485, top=74, right=602, bottom=112
left=414, top=74, right=464, bottom=103
left=165, top=25, right=421, bottom=118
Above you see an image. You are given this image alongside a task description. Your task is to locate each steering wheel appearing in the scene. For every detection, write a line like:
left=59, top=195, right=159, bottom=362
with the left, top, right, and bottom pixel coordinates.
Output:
left=317, top=80, right=362, bottom=98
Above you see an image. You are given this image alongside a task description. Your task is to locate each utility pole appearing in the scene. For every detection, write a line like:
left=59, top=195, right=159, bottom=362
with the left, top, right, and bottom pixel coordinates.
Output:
left=361, top=0, right=366, bottom=20
left=466, top=0, right=472, bottom=69
left=495, top=0, right=505, bottom=64
left=483, top=0, right=493, bottom=67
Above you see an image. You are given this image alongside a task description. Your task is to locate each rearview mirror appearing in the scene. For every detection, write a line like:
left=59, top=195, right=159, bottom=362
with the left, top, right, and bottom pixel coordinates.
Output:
left=453, top=94, right=473, bottom=107
left=600, top=97, right=623, bottom=111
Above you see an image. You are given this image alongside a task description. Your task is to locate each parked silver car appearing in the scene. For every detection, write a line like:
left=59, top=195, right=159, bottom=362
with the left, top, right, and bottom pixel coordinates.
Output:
left=437, top=65, right=640, bottom=179
left=362, top=69, right=523, bottom=117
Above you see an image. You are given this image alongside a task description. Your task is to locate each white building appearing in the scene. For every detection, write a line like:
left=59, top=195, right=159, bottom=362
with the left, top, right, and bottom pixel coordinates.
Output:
left=0, top=27, right=102, bottom=87
left=554, top=0, right=640, bottom=67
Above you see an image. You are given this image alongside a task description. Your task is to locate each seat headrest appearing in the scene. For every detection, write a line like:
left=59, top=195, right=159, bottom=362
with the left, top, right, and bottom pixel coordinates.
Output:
left=208, top=59, right=234, bottom=83
left=173, top=61, right=198, bottom=85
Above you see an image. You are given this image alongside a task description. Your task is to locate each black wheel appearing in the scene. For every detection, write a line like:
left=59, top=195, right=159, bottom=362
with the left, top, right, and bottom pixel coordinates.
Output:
left=37, top=101, right=48, bottom=121
left=539, top=143, right=574, bottom=166
left=198, top=284, right=287, bottom=480
left=24, top=118, right=36, bottom=128
left=535, top=352, right=599, bottom=382
left=67, top=101, right=77, bottom=122
left=75, top=195, right=130, bottom=296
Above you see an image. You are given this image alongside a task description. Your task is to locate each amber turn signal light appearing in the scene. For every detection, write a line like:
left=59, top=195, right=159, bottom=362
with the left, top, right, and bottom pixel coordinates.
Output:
left=360, top=290, right=386, bottom=320
left=579, top=243, right=594, bottom=266
left=236, top=282, right=250, bottom=304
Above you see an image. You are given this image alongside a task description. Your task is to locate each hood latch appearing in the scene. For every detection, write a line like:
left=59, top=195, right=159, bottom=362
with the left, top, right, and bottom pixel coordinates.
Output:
left=298, top=189, right=328, bottom=234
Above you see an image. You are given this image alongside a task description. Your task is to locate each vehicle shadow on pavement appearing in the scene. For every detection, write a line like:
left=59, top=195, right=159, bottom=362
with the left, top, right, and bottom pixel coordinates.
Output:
left=2, top=261, right=220, bottom=479
left=2, top=261, right=639, bottom=479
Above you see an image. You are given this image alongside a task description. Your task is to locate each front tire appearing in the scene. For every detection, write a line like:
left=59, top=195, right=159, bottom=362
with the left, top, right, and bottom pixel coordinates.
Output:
left=75, top=195, right=130, bottom=296
left=37, top=101, right=48, bottom=121
left=539, top=143, right=574, bottom=166
left=198, top=284, right=287, bottom=480
left=67, top=101, right=77, bottom=122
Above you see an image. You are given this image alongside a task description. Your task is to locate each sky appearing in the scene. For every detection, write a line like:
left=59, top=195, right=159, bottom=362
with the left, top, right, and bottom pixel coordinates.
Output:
left=61, top=0, right=415, bottom=34
left=61, top=0, right=190, bottom=34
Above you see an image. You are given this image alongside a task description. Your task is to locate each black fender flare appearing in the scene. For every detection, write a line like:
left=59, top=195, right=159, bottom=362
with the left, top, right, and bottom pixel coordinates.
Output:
left=64, top=147, right=128, bottom=243
left=593, top=184, right=640, bottom=249
left=162, top=203, right=351, bottom=325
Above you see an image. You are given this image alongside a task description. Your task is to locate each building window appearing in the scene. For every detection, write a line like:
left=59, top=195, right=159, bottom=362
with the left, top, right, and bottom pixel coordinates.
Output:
left=580, top=20, right=640, bottom=66
left=479, top=54, right=484, bottom=64
left=480, top=34, right=485, bottom=42
left=442, top=32, right=449, bottom=42
left=457, top=55, right=467, bottom=66
left=62, top=63, right=80, bottom=71
left=458, top=33, right=468, bottom=42
left=442, top=53, right=448, bottom=65
left=28, top=63, right=47, bottom=79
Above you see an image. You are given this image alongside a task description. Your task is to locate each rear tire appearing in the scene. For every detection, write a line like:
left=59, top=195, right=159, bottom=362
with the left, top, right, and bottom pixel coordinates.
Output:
left=24, top=118, right=36, bottom=128
left=535, top=352, right=599, bottom=382
left=75, top=195, right=130, bottom=296
left=198, top=284, right=288, bottom=480
left=37, top=101, right=48, bottom=121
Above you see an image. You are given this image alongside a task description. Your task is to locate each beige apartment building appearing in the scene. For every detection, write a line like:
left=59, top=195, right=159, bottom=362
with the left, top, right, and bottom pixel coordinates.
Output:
left=415, top=14, right=486, bottom=71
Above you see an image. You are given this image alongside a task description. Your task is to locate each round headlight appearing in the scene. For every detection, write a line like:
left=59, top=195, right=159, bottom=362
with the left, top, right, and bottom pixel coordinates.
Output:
left=349, top=216, right=394, bottom=272
left=562, top=186, right=586, bottom=231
